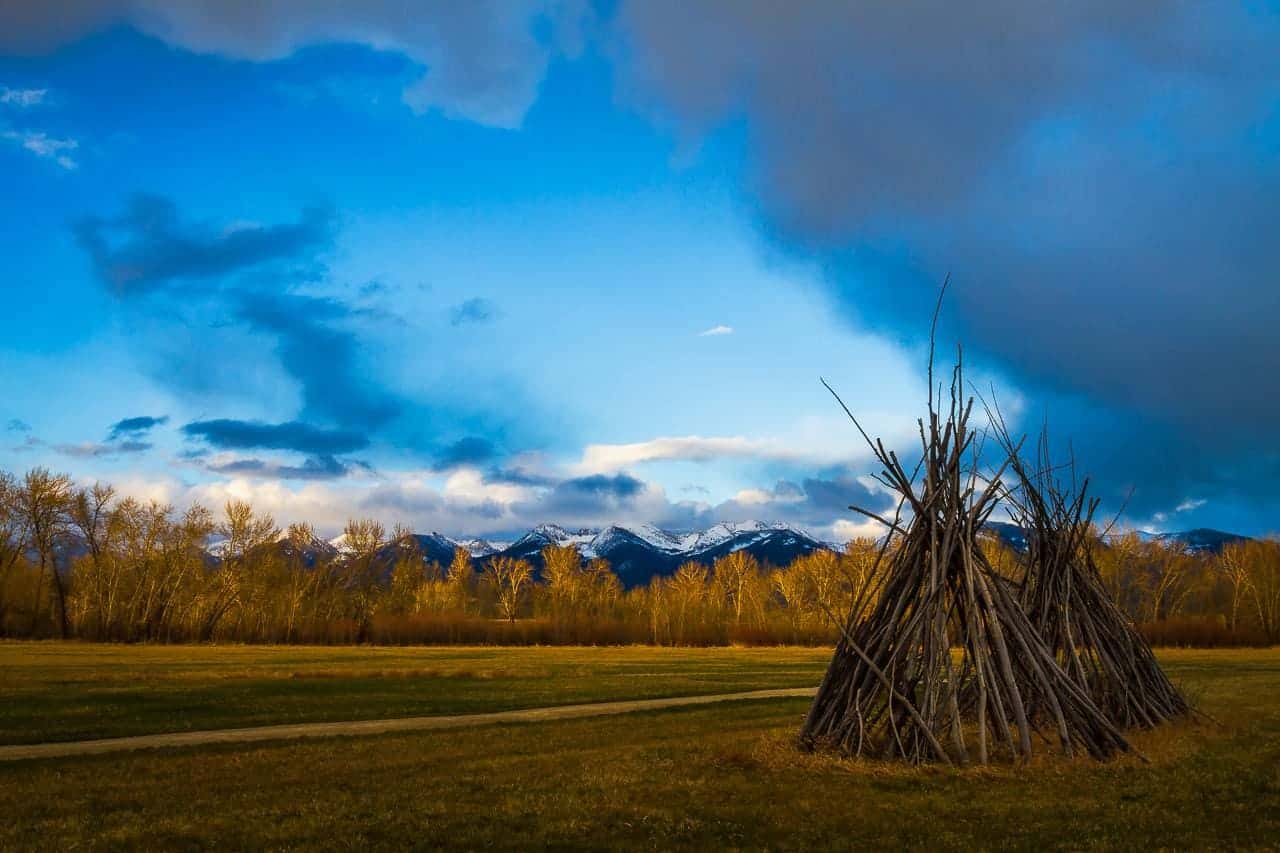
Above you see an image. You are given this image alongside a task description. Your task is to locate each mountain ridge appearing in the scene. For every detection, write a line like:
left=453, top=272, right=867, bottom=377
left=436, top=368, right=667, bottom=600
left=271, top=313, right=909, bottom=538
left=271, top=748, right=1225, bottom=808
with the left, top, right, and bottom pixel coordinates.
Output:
left=205, top=520, right=1252, bottom=589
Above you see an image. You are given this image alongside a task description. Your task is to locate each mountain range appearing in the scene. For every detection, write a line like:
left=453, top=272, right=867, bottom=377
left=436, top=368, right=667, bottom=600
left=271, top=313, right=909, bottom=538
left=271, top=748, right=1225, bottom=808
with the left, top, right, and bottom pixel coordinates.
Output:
left=323, top=521, right=832, bottom=588
left=983, top=521, right=1249, bottom=556
left=213, top=521, right=1252, bottom=590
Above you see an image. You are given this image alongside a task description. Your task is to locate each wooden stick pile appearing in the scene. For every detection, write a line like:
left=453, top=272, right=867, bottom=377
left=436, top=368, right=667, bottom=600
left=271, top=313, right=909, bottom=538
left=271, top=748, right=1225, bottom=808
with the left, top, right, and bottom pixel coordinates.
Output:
left=799, top=350, right=1138, bottom=765
left=997, top=431, right=1189, bottom=731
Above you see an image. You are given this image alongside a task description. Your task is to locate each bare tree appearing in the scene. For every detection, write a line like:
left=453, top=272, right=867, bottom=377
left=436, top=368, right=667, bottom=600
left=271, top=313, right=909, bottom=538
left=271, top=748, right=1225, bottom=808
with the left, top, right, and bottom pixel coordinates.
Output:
left=712, top=550, right=760, bottom=627
left=486, top=556, right=534, bottom=622
left=69, top=483, right=116, bottom=639
left=18, top=468, right=73, bottom=637
left=1230, top=538, right=1280, bottom=643
left=201, top=500, right=278, bottom=641
left=668, top=561, right=707, bottom=644
left=0, top=472, right=27, bottom=634
left=542, top=544, right=583, bottom=622
left=1219, top=541, right=1256, bottom=632
left=445, top=547, right=475, bottom=615
left=342, top=518, right=385, bottom=642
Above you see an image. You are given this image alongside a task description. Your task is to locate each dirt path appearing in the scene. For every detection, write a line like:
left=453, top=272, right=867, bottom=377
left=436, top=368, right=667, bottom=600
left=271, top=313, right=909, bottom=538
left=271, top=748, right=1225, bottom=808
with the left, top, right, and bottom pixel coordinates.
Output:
left=0, top=687, right=817, bottom=763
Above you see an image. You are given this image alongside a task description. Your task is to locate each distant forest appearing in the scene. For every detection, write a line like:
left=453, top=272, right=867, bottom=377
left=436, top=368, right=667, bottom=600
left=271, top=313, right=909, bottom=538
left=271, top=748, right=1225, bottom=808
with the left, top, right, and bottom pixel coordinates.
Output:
left=1, top=468, right=1277, bottom=647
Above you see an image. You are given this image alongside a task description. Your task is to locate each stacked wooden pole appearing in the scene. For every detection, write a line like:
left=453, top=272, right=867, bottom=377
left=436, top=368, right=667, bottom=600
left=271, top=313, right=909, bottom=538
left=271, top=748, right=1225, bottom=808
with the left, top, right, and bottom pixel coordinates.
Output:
left=996, top=430, right=1189, bottom=731
left=800, top=353, right=1132, bottom=765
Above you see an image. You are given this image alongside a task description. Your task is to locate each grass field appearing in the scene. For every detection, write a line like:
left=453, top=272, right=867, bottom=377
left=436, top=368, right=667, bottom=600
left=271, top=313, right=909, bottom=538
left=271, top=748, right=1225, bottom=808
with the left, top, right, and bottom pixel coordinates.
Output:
left=0, top=643, right=830, bottom=744
left=1, top=644, right=1277, bottom=850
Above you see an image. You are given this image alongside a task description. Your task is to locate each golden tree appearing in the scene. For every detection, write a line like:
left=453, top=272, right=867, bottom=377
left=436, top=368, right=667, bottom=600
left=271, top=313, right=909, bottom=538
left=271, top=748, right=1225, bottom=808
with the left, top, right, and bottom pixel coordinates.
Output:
left=486, top=556, right=534, bottom=622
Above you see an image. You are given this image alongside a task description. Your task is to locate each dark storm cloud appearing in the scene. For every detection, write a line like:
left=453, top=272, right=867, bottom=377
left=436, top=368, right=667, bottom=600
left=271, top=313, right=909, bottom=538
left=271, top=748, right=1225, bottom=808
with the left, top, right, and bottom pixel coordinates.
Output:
left=74, top=194, right=333, bottom=294
left=433, top=436, right=498, bottom=469
left=182, top=419, right=370, bottom=455
left=615, top=1, right=1280, bottom=528
left=208, top=453, right=352, bottom=481
left=562, top=473, right=644, bottom=499
left=449, top=297, right=498, bottom=327
left=106, top=415, right=168, bottom=441
left=535, top=473, right=647, bottom=516
left=233, top=290, right=403, bottom=431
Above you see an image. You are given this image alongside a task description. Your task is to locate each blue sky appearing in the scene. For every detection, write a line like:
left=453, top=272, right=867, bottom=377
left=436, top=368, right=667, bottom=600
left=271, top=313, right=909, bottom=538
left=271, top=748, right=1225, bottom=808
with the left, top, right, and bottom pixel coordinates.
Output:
left=2, top=3, right=1277, bottom=539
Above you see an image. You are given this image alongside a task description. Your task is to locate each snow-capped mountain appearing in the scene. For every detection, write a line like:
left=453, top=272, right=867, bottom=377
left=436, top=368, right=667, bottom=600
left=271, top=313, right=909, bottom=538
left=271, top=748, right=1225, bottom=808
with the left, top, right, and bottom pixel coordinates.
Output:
left=983, top=521, right=1249, bottom=556
left=499, top=521, right=831, bottom=586
left=285, top=521, right=832, bottom=586
left=204, top=520, right=1251, bottom=581
left=276, top=530, right=339, bottom=568
left=1142, top=528, right=1250, bottom=554
left=456, top=538, right=508, bottom=558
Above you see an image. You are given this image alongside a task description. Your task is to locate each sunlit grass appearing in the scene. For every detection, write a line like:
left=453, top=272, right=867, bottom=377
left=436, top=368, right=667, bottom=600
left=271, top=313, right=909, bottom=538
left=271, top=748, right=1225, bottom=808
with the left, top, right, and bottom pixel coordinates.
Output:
left=0, top=647, right=1276, bottom=850
left=0, top=641, right=831, bottom=744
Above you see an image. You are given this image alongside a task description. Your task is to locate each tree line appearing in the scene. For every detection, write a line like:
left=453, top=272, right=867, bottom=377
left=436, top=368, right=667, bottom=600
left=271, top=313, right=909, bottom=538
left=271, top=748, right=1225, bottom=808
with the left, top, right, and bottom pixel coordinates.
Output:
left=0, top=467, right=1276, bottom=646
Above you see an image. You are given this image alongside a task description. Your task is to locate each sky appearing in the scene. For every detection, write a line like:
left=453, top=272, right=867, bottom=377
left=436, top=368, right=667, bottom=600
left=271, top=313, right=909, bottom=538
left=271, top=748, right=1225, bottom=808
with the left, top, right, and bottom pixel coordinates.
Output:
left=1, top=1, right=1277, bottom=541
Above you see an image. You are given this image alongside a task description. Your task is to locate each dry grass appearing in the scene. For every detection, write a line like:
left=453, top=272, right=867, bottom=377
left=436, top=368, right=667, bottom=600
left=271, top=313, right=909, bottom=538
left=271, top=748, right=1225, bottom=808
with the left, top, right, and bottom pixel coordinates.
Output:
left=0, top=646, right=1275, bottom=849
left=0, top=641, right=830, bottom=744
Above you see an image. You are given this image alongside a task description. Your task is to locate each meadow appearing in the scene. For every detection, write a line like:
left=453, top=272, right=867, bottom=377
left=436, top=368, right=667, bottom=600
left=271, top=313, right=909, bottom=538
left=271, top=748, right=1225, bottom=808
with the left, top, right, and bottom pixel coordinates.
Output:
left=1, top=643, right=1278, bottom=850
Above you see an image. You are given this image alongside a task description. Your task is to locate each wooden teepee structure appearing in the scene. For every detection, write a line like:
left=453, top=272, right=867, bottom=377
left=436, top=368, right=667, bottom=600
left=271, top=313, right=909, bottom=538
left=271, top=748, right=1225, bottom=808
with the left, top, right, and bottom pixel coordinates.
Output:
left=994, top=428, right=1189, bottom=731
left=799, top=342, right=1132, bottom=765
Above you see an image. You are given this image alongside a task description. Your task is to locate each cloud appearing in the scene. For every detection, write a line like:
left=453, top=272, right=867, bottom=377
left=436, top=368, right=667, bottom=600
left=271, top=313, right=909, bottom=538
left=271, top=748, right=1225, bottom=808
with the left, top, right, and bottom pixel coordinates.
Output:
left=575, top=436, right=779, bottom=473
left=0, top=86, right=46, bottom=107
left=483, top=465, right=558, bottom=488
left=182, top=419, right=370, bottom=455
left=207, top=454, right=352, bottom=481
left=433, top=436, right=497, bottom=469
left=74, top=194, right=333, bottom=294
left=5, top=419, right=30, bottom=433
left=560, top=473, right=644, bottom=499
left=233, top=290, right=403, bottom=431
left=449, top=297, right=498, bottom=327
left=73, top=194, right=406, bottom=440
left=106, top=415, right=168, bottom=441
left=697, top=325, right=733, bottom=337
left=615, top=1, right=1280, bottom=523
left=2, top=129, right=77, bottom=169
left=54, top=440, right=151, bottom=458
left=569, top=432, right=881, bottom=475
left=73, top=194, right=541, bottom=473
left=1176, top=498, right=1207, bottom=513
left=152, top=462, right=888, bottom=543
left=518, top=472, right=655, bottom=521
left=713, top=474, right=882, bottom=531
left=0, top=1, right=591, bottom=129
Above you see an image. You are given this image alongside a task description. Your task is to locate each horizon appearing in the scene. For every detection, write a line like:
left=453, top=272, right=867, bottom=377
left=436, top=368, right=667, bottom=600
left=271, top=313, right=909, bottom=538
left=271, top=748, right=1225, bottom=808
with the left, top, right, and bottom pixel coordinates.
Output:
left=4, top=5, right=1279, bottom=541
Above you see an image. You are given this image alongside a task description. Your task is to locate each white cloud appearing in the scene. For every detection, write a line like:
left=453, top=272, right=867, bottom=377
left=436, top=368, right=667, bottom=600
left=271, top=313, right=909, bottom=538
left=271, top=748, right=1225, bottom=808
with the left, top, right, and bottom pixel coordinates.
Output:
left=442, top=467, right=536, bottom=506
left=0, top=87, right=46, bottom=107
left=1175, top=497, right=1207, bottom=513
left=827, top=517, right=888, bottom=544
left=570, top=422, right=892, bottom=475
left=573, top=435, right=788, bottom=474
left=698, top=324, right=733, bottom=336
left=2, top=130, right=78, bottom=169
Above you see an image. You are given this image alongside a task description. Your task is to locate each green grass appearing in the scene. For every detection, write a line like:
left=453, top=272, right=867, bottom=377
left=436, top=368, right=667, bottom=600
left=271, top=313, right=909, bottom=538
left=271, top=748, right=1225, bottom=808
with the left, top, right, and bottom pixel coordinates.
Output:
left=0, top=642, right=830, bottom=744
left=1, top=645, right=1277, bottom=850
